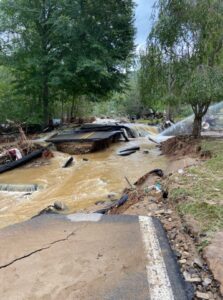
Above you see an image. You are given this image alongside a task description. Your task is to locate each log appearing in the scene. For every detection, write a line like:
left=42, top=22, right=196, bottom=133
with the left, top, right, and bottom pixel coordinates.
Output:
left=62, top=157, right=74, bottom=168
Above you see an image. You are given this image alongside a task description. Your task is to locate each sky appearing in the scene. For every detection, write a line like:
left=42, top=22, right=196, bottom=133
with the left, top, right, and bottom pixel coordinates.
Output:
left=134, top=0, right=156, bottom=50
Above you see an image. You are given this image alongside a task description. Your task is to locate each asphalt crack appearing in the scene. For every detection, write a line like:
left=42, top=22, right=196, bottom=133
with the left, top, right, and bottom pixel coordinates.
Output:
left=0, top=231, right=75, bottom=270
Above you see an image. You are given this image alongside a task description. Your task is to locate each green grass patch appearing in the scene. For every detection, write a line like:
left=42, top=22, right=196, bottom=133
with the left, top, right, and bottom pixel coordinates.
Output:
left=179, top=202, right=223, bottom=232
left=171, top=187, right=191, bottom=201
left=169, top=139, right=223, bottom=236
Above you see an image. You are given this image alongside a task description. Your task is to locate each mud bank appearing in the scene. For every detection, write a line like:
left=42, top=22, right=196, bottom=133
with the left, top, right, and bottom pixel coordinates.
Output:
left=96, top=136, right=223, bottom=299
left=110, top=184, right=222, bottom=299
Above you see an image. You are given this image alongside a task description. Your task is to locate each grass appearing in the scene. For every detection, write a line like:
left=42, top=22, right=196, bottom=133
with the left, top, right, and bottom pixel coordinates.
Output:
left=178, top=202, right=223, bottom=232
left=171, top=187, right=190, bottom=201
left=169, top=139, right=223, bottom=236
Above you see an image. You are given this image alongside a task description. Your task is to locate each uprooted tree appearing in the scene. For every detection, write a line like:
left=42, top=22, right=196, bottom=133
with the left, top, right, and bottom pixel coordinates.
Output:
left=139, top=0, right=223, bottom=137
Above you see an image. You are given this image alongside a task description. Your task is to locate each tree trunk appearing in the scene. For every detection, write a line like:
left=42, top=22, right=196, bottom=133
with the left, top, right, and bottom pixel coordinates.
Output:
left=166, top=104, right=172, bottom=120
left=61, top=97, right=64, bottom=122
left=70, top=96, right=75, bottom=121
left=42, top=79, right=49, bottom=126
left=192, top=114, right=202, bottom=138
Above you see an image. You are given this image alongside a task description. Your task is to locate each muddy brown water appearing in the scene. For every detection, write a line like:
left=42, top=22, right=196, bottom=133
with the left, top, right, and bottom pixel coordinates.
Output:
left=0, top=126, right=167, bottom=229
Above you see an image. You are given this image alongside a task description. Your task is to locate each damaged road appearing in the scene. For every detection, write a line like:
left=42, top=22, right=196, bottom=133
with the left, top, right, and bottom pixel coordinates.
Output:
left=0, top=213, right=192, bottom=300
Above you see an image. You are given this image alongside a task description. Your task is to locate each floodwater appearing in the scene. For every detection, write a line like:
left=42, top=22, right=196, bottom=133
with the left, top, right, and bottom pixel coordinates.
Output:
left=0, top=125, right=167, bottom=229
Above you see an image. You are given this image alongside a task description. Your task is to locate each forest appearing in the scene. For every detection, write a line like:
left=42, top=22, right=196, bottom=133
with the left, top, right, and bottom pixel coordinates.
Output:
left=0, top=0, right=223, bottom=137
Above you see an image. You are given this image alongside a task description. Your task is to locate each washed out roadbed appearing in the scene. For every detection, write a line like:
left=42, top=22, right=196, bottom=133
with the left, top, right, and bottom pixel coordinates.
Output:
left=92, top=136, right=223, bottom=300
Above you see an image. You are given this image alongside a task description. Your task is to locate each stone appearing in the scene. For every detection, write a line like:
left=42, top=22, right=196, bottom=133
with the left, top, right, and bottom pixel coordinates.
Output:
left=174, top=250, right=181, bottom=258
left=188, top=277, right=202, bottom=283
left=183, top=244, right=189, bottom=251
left=196, top=291, right=210, bottom=299
left=53, top=201, right=67, bottom=211
left=169, top=232, right=177, bottom=240
left=183, top=271, right=201, bottom=283
left=155, top=209, right=165, bottom=215
left=164, top=222, right=176, bottom=231
left=193, top=257, right=204, bottom=268
left=182, top=251, right=190, bottom=258
left=179, top=259, right=187, bottom=264
left=203, top=231, right=223, bottom=296
left=202, top=277, right=212, bottom=287
left=107, top=192, right=117, bottom=199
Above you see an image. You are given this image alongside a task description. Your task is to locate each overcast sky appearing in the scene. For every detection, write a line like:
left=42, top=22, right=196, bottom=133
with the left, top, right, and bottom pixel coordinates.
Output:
left=134, top=0, right=156, bottom=50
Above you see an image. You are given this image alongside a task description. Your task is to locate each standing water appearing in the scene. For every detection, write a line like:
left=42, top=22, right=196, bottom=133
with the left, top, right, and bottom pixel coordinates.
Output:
left=0, top=123, right=166, bottom=228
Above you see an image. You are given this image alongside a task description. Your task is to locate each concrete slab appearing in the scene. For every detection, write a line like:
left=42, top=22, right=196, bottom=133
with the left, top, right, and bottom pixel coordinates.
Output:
left=47, top=131, right=122, bottom=143
left=0, top=214, right=192, bottom=300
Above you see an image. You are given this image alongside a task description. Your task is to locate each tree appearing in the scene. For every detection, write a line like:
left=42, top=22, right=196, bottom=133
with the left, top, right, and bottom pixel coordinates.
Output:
left=138, top=44, right=180, bottom=117
left=183, top=65, right=223, bottom=136
left=140, top=0, right=223, bottom=137
left=0, top=0, right=135, bottom=125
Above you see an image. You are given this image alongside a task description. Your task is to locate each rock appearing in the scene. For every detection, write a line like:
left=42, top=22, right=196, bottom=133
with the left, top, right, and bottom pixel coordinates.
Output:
left=178, top=169, right=184, bottom=174
left=174, top=250, right=181, bottom=258
left=183, top=271, right=201, bottom=282
left=193, top=257, right=204, bottom=268
left=188, top=277, right=202, bottom=283
left=169, top=231, right=177, bottom=240
left=143, top=150, right=149, bottom=154
left=203, top=277, right=212, bottom=287
left=183, top=244, right=189, bottom=251
left=54, top=201, right=67, bottom=211
left=155, top=209, right=165, bottom=215
left=203, top=231, right=223, bottom=296
left=187, top=267, right=198, bottom=275
left=179, top=259, right=187, bottom=264
left=107, top=193, right=117, bottom=199
left=164, top=222, right=176, bottom=231
left=83, top=158, right=89, bottom=161
left=182, top=251, right=190, bottom=258
left=196, top=291, right=210, bottom=299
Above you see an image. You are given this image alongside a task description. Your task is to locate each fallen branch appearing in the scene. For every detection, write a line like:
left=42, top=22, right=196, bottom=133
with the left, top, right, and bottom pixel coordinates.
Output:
left=149, top=137, right=160, bottom=145
left=124, top=176, right=134, bottom=189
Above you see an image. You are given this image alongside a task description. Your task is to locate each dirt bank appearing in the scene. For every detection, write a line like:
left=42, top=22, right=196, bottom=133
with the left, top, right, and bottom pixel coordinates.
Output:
left=91, top=137, right=223, bottom=299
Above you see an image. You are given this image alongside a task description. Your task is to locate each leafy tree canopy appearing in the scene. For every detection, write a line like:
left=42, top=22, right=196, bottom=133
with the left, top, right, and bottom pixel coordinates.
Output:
left=139, top=0, right=223, bottom=136
left=0, top=0, right=135, bottom=124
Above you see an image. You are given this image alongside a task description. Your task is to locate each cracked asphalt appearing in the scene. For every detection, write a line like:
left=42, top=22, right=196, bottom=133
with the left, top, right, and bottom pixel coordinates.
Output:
left=0, top=214, right=192, bottom=300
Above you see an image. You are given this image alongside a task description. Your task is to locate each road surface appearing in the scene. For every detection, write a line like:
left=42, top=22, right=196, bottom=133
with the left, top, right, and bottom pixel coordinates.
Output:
left=0, top=214, right=192, bottom=299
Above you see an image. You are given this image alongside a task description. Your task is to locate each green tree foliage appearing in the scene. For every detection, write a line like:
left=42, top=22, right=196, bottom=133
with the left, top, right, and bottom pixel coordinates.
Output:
left=0, top=0, right=135, bottom=125
left=139, top=0, right=223, bottom=136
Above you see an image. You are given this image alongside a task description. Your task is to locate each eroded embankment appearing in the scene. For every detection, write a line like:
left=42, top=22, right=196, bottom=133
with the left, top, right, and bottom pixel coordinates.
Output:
left=103, top=136, right=223, bottom=300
